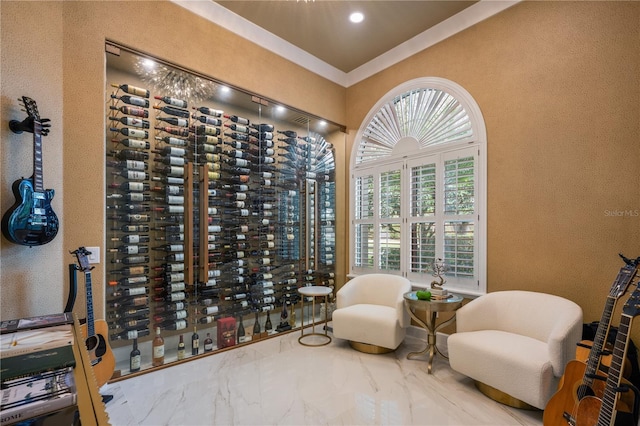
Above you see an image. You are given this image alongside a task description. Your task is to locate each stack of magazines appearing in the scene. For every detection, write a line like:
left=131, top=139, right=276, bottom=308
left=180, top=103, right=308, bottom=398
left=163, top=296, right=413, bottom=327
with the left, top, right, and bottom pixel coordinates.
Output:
left=0, top=313, right=78, bottom=425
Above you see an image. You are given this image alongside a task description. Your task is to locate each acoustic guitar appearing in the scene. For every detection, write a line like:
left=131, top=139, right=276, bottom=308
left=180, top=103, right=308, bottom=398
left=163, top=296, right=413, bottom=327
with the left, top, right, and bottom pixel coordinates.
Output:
left=544, top=254, right=640, bottom=426
left=1, top=96, right=58, bottom=246
left=575, top=283, right=640, bottom=426
left=72, top=247, right=115, bottom=387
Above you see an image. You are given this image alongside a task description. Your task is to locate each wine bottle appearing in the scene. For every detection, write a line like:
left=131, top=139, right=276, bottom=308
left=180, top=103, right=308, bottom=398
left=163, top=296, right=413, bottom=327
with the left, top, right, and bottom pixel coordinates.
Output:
left=196, top=116, right=222, bottom=126
left=107, top=192, right=151, bottom=203
left=204, top=333, right=214, bottom=352
left=112, top=138, right=151, bottom=149
left=154, top=95, right=188, bottom=109
left=111, top=328, right=150, bottom=341
left=192, top=124, right=220, bottom=136
left=191, top=326, right=200, bottom=355
left=277, top=130, right=297, bottom=138
left=153, top=105, right=190, bottom=118
left=113, top=224, right=150, bottom=233
left=155, top=126, right=189, bottom=137
left=157, top=116, right=189, bottom=127
left=117, top=317, right=151, bottom=330
left=108, top=244, right=150, bottom=255
left=224, top=114, right=249, bottom=125
left=193, top=106, right=223, bottom=117
left=111, top=94, right=149, bottom=108
left=109, top=265, right=149, bottom=276
left=108, top=306, right=150, bottom=320
left=264, top=311, right=273, bottom=331
left=111, top=286, right=148, bottom=298
left=251, top=123, right=274, bottom=132
left=112, top=234, right=150, bottom=244
left=224, top=123, right=249, bottom=133
left=252, top=312, right=261, bottom=335
left=112, top=83, right=149, bottom=98
left=109, top=214, right=151, bottom=223
left=237, top=315, right=245, bottom=339
left=189, top=134, right=222, bottom=145
left=177, top=334, right=186, bottom=360
left=108, top=295, right=148, bottom=308
left=111, top=171, right=149, bottom=184
left=151, top=175, right=185, bottom=185
left=152, top=327, right=165, bottom=367
left=110, top=127, right=149, bottom=139
left=154, top=155, right=186, bottom=166
left=223, top=133, right=249, bottom=143
left=155, top=136, right=187, bottom=147
left=110, top=105, right=149, bottom=118
left=153, top=146, right=186, bottom=157
left=110, top=149, right=150, bottom=161
left=110, top=255, right=150, bottom=265
left=109, top=116, right=150, bottom=128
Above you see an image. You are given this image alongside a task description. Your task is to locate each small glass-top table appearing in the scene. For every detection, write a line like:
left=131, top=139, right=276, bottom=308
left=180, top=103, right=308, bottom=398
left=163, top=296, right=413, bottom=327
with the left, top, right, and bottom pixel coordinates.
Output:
left=298, top=286, right=332, bottom=347
left=403, top=291, right=463, bottom=373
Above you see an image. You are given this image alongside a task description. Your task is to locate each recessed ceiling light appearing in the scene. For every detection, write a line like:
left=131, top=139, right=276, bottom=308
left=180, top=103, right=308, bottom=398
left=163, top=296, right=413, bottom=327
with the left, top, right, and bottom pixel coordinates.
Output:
left=349, top=12, right=364, bottom=24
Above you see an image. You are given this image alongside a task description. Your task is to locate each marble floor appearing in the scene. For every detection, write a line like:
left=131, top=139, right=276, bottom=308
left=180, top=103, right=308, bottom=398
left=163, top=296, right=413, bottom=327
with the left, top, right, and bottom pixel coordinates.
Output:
left=103, top=328, right=543, bottom=426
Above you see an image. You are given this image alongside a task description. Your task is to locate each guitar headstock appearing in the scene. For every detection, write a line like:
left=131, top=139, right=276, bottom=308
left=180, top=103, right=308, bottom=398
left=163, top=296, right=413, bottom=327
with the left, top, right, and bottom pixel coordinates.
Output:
left=71, top=247, right=94, bottom=272
left=622, top=283, right=640, bottom=317
left=9, top=96, right=50, bottom=136
left=609, top=253, right=640, bottom=298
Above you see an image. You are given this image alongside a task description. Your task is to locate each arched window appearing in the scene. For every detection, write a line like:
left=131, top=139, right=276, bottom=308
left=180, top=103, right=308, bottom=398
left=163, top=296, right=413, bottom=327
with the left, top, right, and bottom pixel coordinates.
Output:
left=350, top=77, right=486, bottom=295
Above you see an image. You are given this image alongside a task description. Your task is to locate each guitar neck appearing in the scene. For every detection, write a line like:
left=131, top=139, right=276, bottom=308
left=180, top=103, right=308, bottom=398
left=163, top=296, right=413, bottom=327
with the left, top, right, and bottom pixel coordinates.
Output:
left=585, top=296, right=616, bottom=381
left=33, top=123, right=44, bottom=193
left=597, top=313, right=632, bottom=426
left=84, top=270, right=95, bottom=337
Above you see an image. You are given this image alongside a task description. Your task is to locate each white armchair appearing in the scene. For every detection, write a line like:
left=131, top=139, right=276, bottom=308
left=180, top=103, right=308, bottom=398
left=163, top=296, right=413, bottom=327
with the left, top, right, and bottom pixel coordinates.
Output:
left=447, top=290, right=583, bottom=410
left=332, top=274, right=412, bottom=353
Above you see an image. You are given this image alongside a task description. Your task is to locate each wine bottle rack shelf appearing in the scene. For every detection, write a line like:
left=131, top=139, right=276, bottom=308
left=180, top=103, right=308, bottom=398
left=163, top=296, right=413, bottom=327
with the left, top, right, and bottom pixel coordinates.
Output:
left=105, top=47, right=337, bottom=378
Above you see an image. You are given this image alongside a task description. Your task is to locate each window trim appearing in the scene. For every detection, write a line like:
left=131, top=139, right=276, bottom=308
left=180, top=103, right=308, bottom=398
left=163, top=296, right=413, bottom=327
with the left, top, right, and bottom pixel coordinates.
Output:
left=349, top=77, right=487, bottom=296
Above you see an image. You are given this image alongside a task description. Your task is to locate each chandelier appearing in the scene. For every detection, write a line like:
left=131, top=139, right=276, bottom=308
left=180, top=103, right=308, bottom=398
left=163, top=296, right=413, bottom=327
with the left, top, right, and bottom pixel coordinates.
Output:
left=134, top=59, right=216, bottom=106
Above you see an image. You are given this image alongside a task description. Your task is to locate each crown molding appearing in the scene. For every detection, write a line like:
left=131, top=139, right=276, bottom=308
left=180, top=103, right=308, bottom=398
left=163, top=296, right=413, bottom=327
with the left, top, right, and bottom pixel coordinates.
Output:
left=171, top=0, right=520, bottom=88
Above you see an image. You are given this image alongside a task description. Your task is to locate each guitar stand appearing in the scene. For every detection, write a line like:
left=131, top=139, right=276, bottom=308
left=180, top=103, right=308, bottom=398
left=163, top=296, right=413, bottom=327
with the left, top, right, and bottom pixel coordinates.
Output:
left=68, top=264, right=113, bottom=405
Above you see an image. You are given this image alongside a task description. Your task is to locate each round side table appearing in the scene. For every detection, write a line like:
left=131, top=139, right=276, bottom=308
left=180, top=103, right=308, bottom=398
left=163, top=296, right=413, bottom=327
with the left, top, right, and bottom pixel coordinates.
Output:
left=403, top=291, right=463, bottom=373
left=298, top=286, right=332, bottom=347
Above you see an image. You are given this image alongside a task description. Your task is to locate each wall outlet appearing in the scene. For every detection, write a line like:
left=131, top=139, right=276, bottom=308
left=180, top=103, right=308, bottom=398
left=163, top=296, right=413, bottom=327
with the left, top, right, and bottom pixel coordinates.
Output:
left=85, top=247, right=100, bottom=264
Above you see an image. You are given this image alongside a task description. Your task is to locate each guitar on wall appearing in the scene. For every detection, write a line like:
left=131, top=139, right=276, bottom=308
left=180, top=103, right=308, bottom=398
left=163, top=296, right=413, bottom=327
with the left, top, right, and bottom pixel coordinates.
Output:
left=575, top=282, right=640, bottom=426
left=1, top=96, right=58, bottom=247
left=72, top=247, right=115, bottom=387
left=544, top=254, right=640, bottom=426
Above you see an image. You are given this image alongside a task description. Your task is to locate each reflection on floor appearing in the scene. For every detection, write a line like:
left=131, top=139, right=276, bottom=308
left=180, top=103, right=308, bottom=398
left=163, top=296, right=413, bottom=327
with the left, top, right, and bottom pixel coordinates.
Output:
left=103, top=328, right=543, bottom=425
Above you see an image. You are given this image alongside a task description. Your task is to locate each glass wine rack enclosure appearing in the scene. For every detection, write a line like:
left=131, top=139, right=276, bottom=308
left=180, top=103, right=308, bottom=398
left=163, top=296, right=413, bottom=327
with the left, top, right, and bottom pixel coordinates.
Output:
left=104, top=43, right=340, bottom=378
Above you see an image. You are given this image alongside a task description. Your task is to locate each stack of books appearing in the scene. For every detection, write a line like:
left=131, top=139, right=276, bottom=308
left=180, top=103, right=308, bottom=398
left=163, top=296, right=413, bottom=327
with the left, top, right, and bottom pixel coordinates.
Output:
left=0, top=313, right=78, bottom=425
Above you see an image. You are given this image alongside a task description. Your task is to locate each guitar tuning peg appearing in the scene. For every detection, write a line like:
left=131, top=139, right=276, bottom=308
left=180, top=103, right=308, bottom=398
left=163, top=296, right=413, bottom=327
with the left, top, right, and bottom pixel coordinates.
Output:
left=41, top=118, right=51, bottom=123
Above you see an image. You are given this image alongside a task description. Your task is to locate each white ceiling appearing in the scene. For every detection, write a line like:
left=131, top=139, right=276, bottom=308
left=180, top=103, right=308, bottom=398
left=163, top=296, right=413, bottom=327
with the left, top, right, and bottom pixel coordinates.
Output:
left=171, top=0, right=519, bottom=87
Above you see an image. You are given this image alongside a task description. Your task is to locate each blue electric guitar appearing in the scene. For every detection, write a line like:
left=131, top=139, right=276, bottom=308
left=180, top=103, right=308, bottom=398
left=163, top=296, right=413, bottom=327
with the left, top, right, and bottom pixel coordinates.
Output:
left=1, top=96, right=58, bottom=246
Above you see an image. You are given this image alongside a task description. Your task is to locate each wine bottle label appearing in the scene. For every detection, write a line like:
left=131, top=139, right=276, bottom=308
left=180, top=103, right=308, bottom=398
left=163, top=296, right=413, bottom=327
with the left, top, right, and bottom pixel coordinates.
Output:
left=169, top=282, right=186, bottom=292
left=192, top=338, right=200, bottom=348
left=167, top=273, right=185, bottom=282
left=208, top=207, right=218, bottom=215
left=175, top=320, right=187, bottom=330
left=177, top=348, right=185, bottom=360
left=130, top=355, right=141, bottom=370
left=169, top=291, right=186, bottom=301
left=125, top=171, right=147, bottom=181
left=204, top=342, right=213, bottom=351
left=153, top=345, right=165, bottom=358
left=205, top=279, right=217, bottom=287
left=166, top=195, right=184, bottom=204
left=127, top=330, right=139, bottom=339
left=202, top=306, right=218, bottom=315
left=127, top=286, right=147, bottom=296
left=208, top=270, right=221, bottom=277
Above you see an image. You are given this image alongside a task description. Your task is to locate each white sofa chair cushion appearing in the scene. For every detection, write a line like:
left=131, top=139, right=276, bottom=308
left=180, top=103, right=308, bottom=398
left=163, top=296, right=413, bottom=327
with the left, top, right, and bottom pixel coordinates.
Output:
left=448, top=290, right=583, bottom=410
left=332, top=274, right=412, bottom=351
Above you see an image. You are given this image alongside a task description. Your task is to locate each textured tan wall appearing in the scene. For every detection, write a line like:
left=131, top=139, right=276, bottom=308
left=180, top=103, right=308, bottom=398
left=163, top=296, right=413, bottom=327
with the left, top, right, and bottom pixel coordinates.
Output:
left=1, top=0, right=346, bottom=321
left=346, top=1, right=640, bottom=337
left=1, top=1, right=66, bottom=318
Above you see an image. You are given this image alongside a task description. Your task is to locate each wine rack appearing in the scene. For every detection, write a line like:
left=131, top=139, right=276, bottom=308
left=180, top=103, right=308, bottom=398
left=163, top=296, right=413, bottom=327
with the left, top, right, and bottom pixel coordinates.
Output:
left=105, top=48, right=338, bottom=378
